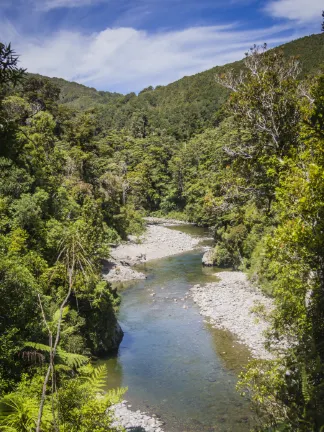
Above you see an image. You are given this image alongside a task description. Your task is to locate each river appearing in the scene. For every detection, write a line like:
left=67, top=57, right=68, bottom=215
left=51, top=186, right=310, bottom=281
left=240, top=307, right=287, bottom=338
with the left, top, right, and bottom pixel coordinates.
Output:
left=103, top=225, right=254, bottom=432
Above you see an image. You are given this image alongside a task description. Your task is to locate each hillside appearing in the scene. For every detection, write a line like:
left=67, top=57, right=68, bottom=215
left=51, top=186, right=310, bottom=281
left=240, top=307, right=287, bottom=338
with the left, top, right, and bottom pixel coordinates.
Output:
left=27, top=73, right=124, bottom=110
left=33, top=32, right=324, bottom=140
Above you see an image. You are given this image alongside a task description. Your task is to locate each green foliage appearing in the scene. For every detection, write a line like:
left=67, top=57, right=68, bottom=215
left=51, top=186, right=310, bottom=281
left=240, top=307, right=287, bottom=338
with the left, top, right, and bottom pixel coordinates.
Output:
left=1, top=33, right=324, bottom=432
left=81, top=364, right=107, bottom=391
left=0, top=366, right=125, bottom=432
left=55, top=364, right=126, bottom=432
left=23, top=342, right=89, bottom=369
left=237, top=73, right=324, bottom=431
left=31, top=34, right=324, bottom=141
left=0, top=43, right=26, bottom=87
left=0, top=375, right=51, bottom=432
left=0, top=393, right=45, bottom=432
left=0, top=41, right=134, bottom=430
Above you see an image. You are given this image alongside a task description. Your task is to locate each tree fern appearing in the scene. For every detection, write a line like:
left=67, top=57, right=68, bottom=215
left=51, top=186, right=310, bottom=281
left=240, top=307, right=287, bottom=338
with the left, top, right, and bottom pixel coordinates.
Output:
left=56, top=348, right=88, bottom=368
left=23, top=342, right=89, bottom=369
left=24, top=342, right=51, bottom=353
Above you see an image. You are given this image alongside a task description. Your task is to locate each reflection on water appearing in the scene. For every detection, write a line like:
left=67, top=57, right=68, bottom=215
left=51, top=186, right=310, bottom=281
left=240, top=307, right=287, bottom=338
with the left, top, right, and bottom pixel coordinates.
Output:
left=102, top=228, right=254, bottom=432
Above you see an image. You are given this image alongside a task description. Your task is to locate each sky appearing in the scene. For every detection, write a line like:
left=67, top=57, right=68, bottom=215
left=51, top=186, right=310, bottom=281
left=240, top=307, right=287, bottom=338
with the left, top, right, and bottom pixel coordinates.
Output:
left=0, top=0, right=322, bottom=93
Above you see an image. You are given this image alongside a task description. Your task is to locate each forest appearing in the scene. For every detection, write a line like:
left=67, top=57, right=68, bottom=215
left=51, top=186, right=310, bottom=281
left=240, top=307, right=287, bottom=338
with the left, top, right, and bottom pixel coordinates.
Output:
left=0, top=30, right=324, bottom=431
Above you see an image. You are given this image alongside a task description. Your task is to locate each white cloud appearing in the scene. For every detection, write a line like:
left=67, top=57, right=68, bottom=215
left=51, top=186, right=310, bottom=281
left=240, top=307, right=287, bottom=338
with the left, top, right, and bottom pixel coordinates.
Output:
left=265, top=0, right=323, bottom=23
left=0, top=22, right=299, bottom=93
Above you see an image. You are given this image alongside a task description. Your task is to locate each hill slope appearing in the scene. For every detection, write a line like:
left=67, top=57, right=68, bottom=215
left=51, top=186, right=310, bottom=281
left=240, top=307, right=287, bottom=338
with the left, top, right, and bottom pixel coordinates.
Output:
left=33, top=33, right=324, bottom=140
left=27, top=74, right=124, bottom=110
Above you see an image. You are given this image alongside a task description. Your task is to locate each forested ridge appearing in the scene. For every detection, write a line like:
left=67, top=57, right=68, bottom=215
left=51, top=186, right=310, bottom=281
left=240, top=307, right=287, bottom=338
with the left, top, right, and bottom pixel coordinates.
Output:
left=0, top=29, right=324, bottom=431
left=32, top=33, right=324, bottom=141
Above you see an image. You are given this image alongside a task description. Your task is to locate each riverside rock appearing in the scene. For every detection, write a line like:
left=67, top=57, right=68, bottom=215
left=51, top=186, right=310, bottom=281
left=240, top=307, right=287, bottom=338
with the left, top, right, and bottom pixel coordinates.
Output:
left=190, top=271, right=274, bottom=359
left=111, top=401, right=165, bottom=432
left=111, top=321, right=124, bottom=350
left=202, top=248, right=215, bottom=266
left=103, top=259, right=146, bottom=283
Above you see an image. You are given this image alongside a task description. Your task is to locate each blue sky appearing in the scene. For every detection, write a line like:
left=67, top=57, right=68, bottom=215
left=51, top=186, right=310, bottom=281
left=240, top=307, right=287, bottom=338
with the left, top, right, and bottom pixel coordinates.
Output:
left=0, top=0, right=322, bottom=93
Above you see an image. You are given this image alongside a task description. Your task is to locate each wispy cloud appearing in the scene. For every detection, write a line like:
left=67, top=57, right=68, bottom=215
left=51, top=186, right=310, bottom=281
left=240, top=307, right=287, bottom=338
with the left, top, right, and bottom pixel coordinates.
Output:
left=265, top=0, right=323, bottom=23
left=33, top=0, right=107, bottom=11
left=0, top=21, right=299, bottom=93
left=0, top=0, right=319, bottom=93
left=0, top=0, right=108, bottom=11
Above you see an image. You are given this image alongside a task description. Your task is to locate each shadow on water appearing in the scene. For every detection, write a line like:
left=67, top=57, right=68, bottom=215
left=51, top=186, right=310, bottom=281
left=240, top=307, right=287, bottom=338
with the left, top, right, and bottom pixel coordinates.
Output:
left=102, top=227, right=254, bottom=432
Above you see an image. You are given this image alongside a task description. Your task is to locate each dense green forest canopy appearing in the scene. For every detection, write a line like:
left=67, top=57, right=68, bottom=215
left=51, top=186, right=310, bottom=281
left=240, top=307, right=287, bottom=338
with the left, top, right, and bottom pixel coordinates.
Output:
left=0, top=41, right=139, bottom=432
left=0, top=31, right=324, bottom=431
left=31, top=33, right=324, bottom=141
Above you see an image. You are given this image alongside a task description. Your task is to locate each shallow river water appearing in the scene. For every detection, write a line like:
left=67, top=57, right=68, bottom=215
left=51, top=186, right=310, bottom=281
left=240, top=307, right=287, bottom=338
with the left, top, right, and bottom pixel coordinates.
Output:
left=103, top=226, right=254, bottom=432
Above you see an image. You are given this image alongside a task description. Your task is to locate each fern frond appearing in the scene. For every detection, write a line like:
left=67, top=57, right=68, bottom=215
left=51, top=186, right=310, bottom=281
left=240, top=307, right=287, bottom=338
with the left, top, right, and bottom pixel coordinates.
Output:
left=83, top=365, right=108, bottom=392
left=54, top=364, right=72, bottom=373
left=52, top=306, right=69, bottom=326
left=23, top=342, right=89, bottom=368
left=57, top=348, right=89, bottom=368
left=24, top=342, right=51, bottom=353
left=105, top=387, right=128, bottom=405
left=0, top=394, right=39, bottom=431
left=61, top=326, right=77, bottom=337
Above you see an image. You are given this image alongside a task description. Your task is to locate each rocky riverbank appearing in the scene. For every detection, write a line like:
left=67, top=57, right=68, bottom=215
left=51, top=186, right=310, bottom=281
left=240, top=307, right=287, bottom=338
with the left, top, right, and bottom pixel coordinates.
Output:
left=113, top=224, right=200, bottom=262
left=104, top=223, right=200, bottom=282
left=190, top=271, right=274, bottom=359
left=111, top=401, right=164, bottom=432
left=143, top=216, right=192, bottom=226
left=102, top=258, right=146, bottom=283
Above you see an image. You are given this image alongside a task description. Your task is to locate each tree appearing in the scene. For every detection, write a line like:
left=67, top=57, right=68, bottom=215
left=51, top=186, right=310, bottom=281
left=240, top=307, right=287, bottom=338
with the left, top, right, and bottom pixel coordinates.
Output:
left=0, top=42, right=26, bottom=87
left=22, top=76, right=60, bottom=114
left=36, top=220, right=93, bottom=431
left=238, top=73, right=324, bottom=432
left=0, top=42, right=132, bottom=432
left=216, top=44, right=300, bottom=171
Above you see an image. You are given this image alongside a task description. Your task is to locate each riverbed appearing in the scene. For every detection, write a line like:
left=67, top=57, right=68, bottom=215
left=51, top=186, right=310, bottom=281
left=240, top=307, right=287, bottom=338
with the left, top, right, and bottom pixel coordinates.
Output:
left=103, top=225, right=255, bottom=431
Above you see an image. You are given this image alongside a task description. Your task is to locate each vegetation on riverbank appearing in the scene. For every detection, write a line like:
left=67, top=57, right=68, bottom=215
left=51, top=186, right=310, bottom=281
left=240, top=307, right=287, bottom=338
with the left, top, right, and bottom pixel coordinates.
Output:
left=0, top=42, right=134, bottom=430
left=1, top=29, right=324, bottom=431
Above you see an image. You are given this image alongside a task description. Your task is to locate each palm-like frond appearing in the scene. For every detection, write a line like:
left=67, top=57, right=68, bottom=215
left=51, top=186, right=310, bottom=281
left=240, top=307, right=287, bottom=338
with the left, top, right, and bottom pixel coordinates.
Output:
left=56, top=348, right=88, bottom=368
left=24, top=342, right=51, bottom=353
left=80, top=364, right=127, bottom=402
left=23, top=342, right=89, bottom=369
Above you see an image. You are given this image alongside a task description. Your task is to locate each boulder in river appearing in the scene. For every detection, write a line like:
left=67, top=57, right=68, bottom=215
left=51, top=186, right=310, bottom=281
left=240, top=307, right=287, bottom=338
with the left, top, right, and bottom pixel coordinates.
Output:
left=102, top=259, right=146, bottom=282
left=202, top=248, right=216, bottom=266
